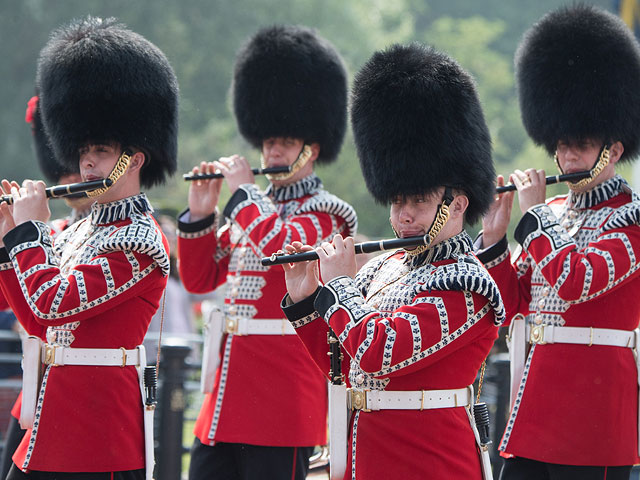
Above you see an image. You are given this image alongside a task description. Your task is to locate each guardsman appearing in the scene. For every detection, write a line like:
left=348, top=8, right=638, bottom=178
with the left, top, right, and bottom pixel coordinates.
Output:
left=179, top=25, right=357, bottom=480
left=281, top=43, right=502, bottom=480
left=0, top=16, right=178, bottom=479
left=478, top=5, right=640, bottom=479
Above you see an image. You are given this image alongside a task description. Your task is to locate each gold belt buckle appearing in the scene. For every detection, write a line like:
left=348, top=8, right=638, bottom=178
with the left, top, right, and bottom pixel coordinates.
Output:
left=530, top=324, right=546, bottom=345
left=350, top=389, right=370, bottom=412
left=44, top=344, right=58, bottom=366
left=225, top=317, right=239, bottom=335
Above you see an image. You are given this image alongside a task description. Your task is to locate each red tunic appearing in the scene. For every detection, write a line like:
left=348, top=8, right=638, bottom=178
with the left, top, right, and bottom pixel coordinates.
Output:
left=178, top=175, right=357, bottom=447
left=478, top=175, right=640, bottom=466
left=0, top=194, right=168, bottom=472
left=283, top=232, right=503, bottom=480
left=3, top=209, right=91, bottom=423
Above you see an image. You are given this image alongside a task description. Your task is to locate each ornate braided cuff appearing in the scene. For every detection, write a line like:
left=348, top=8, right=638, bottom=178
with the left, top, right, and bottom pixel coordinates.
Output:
left=177, top=208, right=217, bottom=239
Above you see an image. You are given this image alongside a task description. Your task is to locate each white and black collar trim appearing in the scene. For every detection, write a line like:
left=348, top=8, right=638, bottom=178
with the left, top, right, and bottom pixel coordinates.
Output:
left=406, top=231, right=474, bottom=268
left=266, top=174, right=323, bottom=202
left=91, top=194, right=154, bottom=225
left=569, top=175, right=627, bottom=210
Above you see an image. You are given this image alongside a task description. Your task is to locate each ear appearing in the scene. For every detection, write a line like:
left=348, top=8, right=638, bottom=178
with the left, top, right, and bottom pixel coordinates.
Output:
left=450, top=194, right=469, bottom=220
left=127, top=151, right=146, bottom=173
left=609, top=141, right=624, bottom=165
left=308, top=142, right=321, bottom=164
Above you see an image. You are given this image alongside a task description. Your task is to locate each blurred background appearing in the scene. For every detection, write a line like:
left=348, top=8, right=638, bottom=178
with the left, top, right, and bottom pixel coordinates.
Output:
left=1, top=0, right=637, bottom=239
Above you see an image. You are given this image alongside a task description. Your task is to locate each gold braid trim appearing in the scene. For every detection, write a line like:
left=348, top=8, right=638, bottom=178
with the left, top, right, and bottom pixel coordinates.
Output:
left=405, top=202, right=450, bottom=256
left=261, top=145, right=313, bottom=181
left=554, top=146, right=610, bottom=191
left=86, top=151, right=132, bottom=198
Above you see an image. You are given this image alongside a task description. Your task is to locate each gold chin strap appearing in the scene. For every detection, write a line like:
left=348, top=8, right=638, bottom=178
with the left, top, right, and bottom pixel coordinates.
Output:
left=86, top=150, right=133, bottom=198
left=405, top=189, right=453, bottom=257
left=261, top=144, right=313, bottom=181
left=554, top=145, right=610, bottom=191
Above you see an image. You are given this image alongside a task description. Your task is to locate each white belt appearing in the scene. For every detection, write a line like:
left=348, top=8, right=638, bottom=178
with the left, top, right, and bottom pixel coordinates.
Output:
left=527, top=324, right=637, bottom=348
left=348, top=387, right=471, bottom=412
left=223, top=317, right=295, bottom=336
left=42, top=345, right=142, bottom=367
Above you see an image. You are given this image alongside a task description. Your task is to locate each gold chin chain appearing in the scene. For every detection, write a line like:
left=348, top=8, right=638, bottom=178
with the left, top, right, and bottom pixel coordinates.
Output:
left=554, top=146, right=610, bottom=192
left=405, top=202, right=451, bottom=257
left=86, top=150, right=132, bottom=198
left=261, top=144, right=313, bottom=181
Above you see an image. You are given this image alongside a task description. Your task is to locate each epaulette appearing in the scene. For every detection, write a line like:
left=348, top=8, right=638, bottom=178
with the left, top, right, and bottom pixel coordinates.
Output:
left=297, top=189, right=358, bottom=236
left=416, top=254, right=505, bottom=325
left=603, top=200, right=640, bottom=231
left=95, top=214, right=170, bottom=276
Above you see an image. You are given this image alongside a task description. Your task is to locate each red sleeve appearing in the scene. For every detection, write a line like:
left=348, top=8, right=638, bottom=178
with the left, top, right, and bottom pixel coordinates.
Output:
left=176, top=210, right=231, bottom=294
left=0, top=250, right=46, bottom=338
left=477, top=235, right=533, bottom=326
left=281, top=291, right=351, bottom=386
left=315, top=276, right=497, bottom=378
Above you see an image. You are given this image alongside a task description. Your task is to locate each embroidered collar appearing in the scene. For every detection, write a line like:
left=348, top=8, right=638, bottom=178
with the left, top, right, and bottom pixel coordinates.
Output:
left=568, top=175, right=627, bottom=210
left=266, top=174, right=323, bottom=202
left=90, top=193, right=154, bottom=225
left=404, top=231, right=474, bottom=268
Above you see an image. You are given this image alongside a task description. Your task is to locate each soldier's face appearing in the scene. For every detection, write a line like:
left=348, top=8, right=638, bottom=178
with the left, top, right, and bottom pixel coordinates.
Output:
left=79, top=143, right=120, bottom=182
left=261, top=137, right=317, bottom=186
left=556, top=138, right=620, bottom=192
left=556, top=139, right=602, bottom=175
left=389, top=192, right=440, bottom=239
left=262, top=137, right=304, bottom=167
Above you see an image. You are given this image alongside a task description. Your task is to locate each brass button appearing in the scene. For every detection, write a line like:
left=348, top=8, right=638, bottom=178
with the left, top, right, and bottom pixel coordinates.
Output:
left=535, top=315, right=543, bottom=325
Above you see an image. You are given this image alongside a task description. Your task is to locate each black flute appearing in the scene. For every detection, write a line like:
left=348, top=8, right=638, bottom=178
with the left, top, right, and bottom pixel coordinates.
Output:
left=496, top=171, right=591, bottom=193
left=183, top=165, right=292, bottom=181
left=0, top=178, right=113, bottom=205
left=262, top=235, right=430, bottom=266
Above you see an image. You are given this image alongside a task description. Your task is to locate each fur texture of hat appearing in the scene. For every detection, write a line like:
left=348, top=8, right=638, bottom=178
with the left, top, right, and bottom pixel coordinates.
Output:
left=37, top=16, right=179, bottom=187
left=516, top=4, right=640, bottom=160
left=26, top=95, right=75, bottom=183
left=232, top=25, right=347, bottom=163
left=351, top=43, right=494, bottom=225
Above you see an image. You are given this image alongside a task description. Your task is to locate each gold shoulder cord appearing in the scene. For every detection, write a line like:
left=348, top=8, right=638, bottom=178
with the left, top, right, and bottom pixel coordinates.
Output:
left=86, top=150, right=133, bottom=198
left=554, top=146, right=610, bottom=191
left=261, top=144, right=313, bottom=181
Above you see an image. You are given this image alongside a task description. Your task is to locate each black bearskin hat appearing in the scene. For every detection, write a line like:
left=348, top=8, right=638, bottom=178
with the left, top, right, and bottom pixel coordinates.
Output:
left=37, top=16, right=179, bottom=187
left=351, top=43, right=494, bottom=225
left=232, top=25, right=347, bottom=164
left=25, top=95, right=76, bottom=183
left=516, top=4, right=640, bottom=161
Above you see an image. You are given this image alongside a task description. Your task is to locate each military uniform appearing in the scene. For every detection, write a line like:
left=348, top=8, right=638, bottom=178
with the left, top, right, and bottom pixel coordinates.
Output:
left=0, top=16, right=178, bottom=478
left=282, top=43, right=501, bottom=480
left=182, top=25, right=355, bottom=480
left=477, top=5, right=640, bottom=478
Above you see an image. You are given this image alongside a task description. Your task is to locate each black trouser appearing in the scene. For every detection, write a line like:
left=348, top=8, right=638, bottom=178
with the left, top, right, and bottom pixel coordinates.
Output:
left=6, top=465, right=144, bottom=480
left=500, top=456, right=632, bottom=480
left=188, top=437, right=314, bottom=480
left=1, top=417, right=26, bottom=479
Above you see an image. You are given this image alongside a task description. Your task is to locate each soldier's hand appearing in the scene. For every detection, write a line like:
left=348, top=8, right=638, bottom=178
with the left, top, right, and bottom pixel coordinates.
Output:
left=282, top=242, right=321, bottom=303
left=316, top=235, right=357, bottom=283
left=214, top=155, right=255, bottom=195
left=188, top=161, right=223, bottom=222
left=11, top=180, right=50, bottom=227
left=481, top=175, right=515, bottom=247
left=514, top=168, right=546, bottom=214
left=0, top=180, right=18, bottom=247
